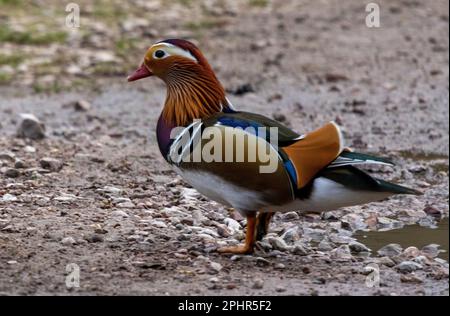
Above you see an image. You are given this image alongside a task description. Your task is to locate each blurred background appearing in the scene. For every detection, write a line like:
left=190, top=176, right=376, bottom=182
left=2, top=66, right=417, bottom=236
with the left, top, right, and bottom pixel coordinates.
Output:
left=0, top=0, right=447, bottom=94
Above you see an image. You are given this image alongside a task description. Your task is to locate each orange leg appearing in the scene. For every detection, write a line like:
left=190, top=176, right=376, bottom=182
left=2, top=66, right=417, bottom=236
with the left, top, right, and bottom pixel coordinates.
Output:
left=256, top=212, right=274, bottom=241
left=218, top=214, right=257, bottom=254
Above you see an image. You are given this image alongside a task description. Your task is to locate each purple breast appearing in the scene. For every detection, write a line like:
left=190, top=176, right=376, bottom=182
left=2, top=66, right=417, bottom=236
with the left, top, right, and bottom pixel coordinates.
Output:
left=156, top=115, right=176, bottom=159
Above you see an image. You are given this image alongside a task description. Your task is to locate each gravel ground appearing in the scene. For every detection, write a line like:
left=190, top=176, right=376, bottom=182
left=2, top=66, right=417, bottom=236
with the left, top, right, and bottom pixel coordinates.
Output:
left=0, top=0, right=448, bottom=295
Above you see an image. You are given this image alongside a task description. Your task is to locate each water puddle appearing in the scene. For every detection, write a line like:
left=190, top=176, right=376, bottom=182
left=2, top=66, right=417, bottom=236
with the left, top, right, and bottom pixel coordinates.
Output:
left=355, top=218, right=449, bottom=260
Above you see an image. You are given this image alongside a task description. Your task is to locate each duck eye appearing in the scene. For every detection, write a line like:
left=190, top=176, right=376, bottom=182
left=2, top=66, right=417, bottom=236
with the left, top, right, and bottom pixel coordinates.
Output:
left=154, top=50, right=166, bottom=58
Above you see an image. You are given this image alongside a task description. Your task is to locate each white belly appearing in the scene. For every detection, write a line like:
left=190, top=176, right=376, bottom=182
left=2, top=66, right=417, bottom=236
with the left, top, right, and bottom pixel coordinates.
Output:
left=173, top=167, right=268, bottom=210
left=174, top=168, right=392, bottom=213
left=261, top=177, right=393, bottom=213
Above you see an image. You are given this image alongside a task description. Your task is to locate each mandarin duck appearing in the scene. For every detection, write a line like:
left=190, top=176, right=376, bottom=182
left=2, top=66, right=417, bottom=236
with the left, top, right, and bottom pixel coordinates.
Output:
left=128, top=39, right=420, bottom=254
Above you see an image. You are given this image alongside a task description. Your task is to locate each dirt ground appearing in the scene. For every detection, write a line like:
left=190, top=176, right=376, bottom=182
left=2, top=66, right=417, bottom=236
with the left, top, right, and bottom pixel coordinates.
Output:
left=0, top=0, right=449, bottom=295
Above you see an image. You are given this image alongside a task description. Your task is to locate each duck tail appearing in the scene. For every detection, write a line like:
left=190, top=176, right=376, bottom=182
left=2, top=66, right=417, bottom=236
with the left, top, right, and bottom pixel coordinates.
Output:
left=374, top=178, right=422, bottom=195
left=320, top=165, right=422, bottom=196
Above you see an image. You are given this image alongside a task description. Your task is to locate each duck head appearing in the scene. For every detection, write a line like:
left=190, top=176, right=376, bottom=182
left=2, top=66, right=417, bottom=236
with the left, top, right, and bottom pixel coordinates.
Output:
left=128, top=39, right=229, bottom=126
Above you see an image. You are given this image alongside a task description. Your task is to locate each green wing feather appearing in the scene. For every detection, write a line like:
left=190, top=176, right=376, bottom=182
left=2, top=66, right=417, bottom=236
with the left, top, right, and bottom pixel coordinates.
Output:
left=329, top=151, right=395, bottom=168
left=320, top=165, right=421, bottom=195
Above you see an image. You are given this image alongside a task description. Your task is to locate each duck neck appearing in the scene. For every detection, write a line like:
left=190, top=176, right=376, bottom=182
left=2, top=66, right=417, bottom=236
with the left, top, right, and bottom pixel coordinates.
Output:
left=161, top=67, right=228, bottom=127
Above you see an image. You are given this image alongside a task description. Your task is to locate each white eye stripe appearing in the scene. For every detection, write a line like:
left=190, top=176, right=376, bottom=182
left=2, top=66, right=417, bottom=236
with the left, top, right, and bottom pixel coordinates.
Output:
left=151, top=43, right=198, bottom=63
